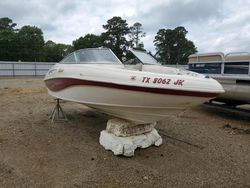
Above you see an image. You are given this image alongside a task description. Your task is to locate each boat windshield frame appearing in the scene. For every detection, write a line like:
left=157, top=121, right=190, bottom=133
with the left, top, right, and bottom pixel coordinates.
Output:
left=130, top=49, right=159, bottom=65
left=60, top=48, right=123, bottom=64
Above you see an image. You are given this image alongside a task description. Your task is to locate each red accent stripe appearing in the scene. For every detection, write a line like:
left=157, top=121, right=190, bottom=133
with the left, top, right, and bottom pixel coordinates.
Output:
left=44, top=78, right=220, bottom=98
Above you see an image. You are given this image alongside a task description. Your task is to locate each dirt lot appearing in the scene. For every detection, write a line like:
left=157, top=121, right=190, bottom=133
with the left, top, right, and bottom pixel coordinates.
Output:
left=0, top=77, right=249, bottom=188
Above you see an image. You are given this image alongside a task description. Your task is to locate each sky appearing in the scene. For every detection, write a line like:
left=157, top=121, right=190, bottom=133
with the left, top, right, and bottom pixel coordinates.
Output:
left=0, top=0, right=250, bottom=54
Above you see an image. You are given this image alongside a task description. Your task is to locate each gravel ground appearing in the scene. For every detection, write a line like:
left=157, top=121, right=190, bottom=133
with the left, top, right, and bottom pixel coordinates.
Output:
left=0, top=77, right=249, bottom=188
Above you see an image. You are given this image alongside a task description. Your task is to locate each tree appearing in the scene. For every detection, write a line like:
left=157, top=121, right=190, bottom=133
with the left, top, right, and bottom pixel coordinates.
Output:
left=102, top=16, right=130, bottom=60
left=129, top=22, right=146, bottom=50
left=73, top=34, right=103, bottom=50
left=0, top=17, right=18, bottom=60
left=0, top=17, right=17, bottom=31
left=154, top=26, right=197, bottom=64
left=43, top=40, right=73, bottom=62
left=0, top=30, right=18, bottom=60
left=17, top=25, right=45, bottom=61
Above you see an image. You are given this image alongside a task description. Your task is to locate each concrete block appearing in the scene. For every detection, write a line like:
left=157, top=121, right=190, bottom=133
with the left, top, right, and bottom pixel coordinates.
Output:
left=99, top=128, right=162, bottom=157
left=106, top=118, right=156, bottom=137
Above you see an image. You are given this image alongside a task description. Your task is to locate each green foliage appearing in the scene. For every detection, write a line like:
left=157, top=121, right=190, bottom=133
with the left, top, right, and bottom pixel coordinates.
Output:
left=102, top=16, right=130, bottom=60
left=73, top=34, right=103, bottom=50
left=17, top=25, right=45, bottom=61
left=0, top=17, right=74, bottom=62
left=154, top=26, right=197, bottom=64
left=0, top=30, right=18, bottom=61
left=129, top=22, right=146, bottom=50
left=0, top=18, right=18, bottom=61
left=0, top=17, right=197, bottom=63
left=0, top=17, right=17, bottom=31
left=44, top=40, right=73, bottom=62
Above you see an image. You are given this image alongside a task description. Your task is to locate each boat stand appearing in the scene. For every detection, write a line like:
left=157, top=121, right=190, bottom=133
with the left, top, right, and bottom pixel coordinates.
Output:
left=50, top=98, right=67, bottom=122
left=99, top=118, right=162, bottom=157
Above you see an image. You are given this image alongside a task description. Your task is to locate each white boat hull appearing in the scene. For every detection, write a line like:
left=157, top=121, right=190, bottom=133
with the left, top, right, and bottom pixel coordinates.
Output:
left=46, top=76, right=222, bottom=124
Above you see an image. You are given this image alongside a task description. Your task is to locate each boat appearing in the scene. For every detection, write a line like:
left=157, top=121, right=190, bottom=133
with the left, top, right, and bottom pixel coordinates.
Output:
left=188, top=52, right=250, bottom=106
left=44, top=48, right=224, bottom=124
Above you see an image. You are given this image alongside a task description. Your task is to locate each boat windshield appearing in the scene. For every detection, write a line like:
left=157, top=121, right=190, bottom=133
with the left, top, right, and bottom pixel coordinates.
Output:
left=60, top=48, right=122, bottom=64
left=130, top=49, right=159, bottom=65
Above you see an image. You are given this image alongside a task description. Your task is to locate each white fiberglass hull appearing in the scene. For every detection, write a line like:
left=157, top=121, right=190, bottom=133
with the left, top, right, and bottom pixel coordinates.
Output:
left=48, top=85, right=210, bottom=124
left=44, top=64, right=224, bottom=124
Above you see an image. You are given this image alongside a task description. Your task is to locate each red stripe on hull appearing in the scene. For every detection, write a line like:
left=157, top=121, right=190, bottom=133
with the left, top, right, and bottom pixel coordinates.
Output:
left=44, top=78, right=220, bottom=98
